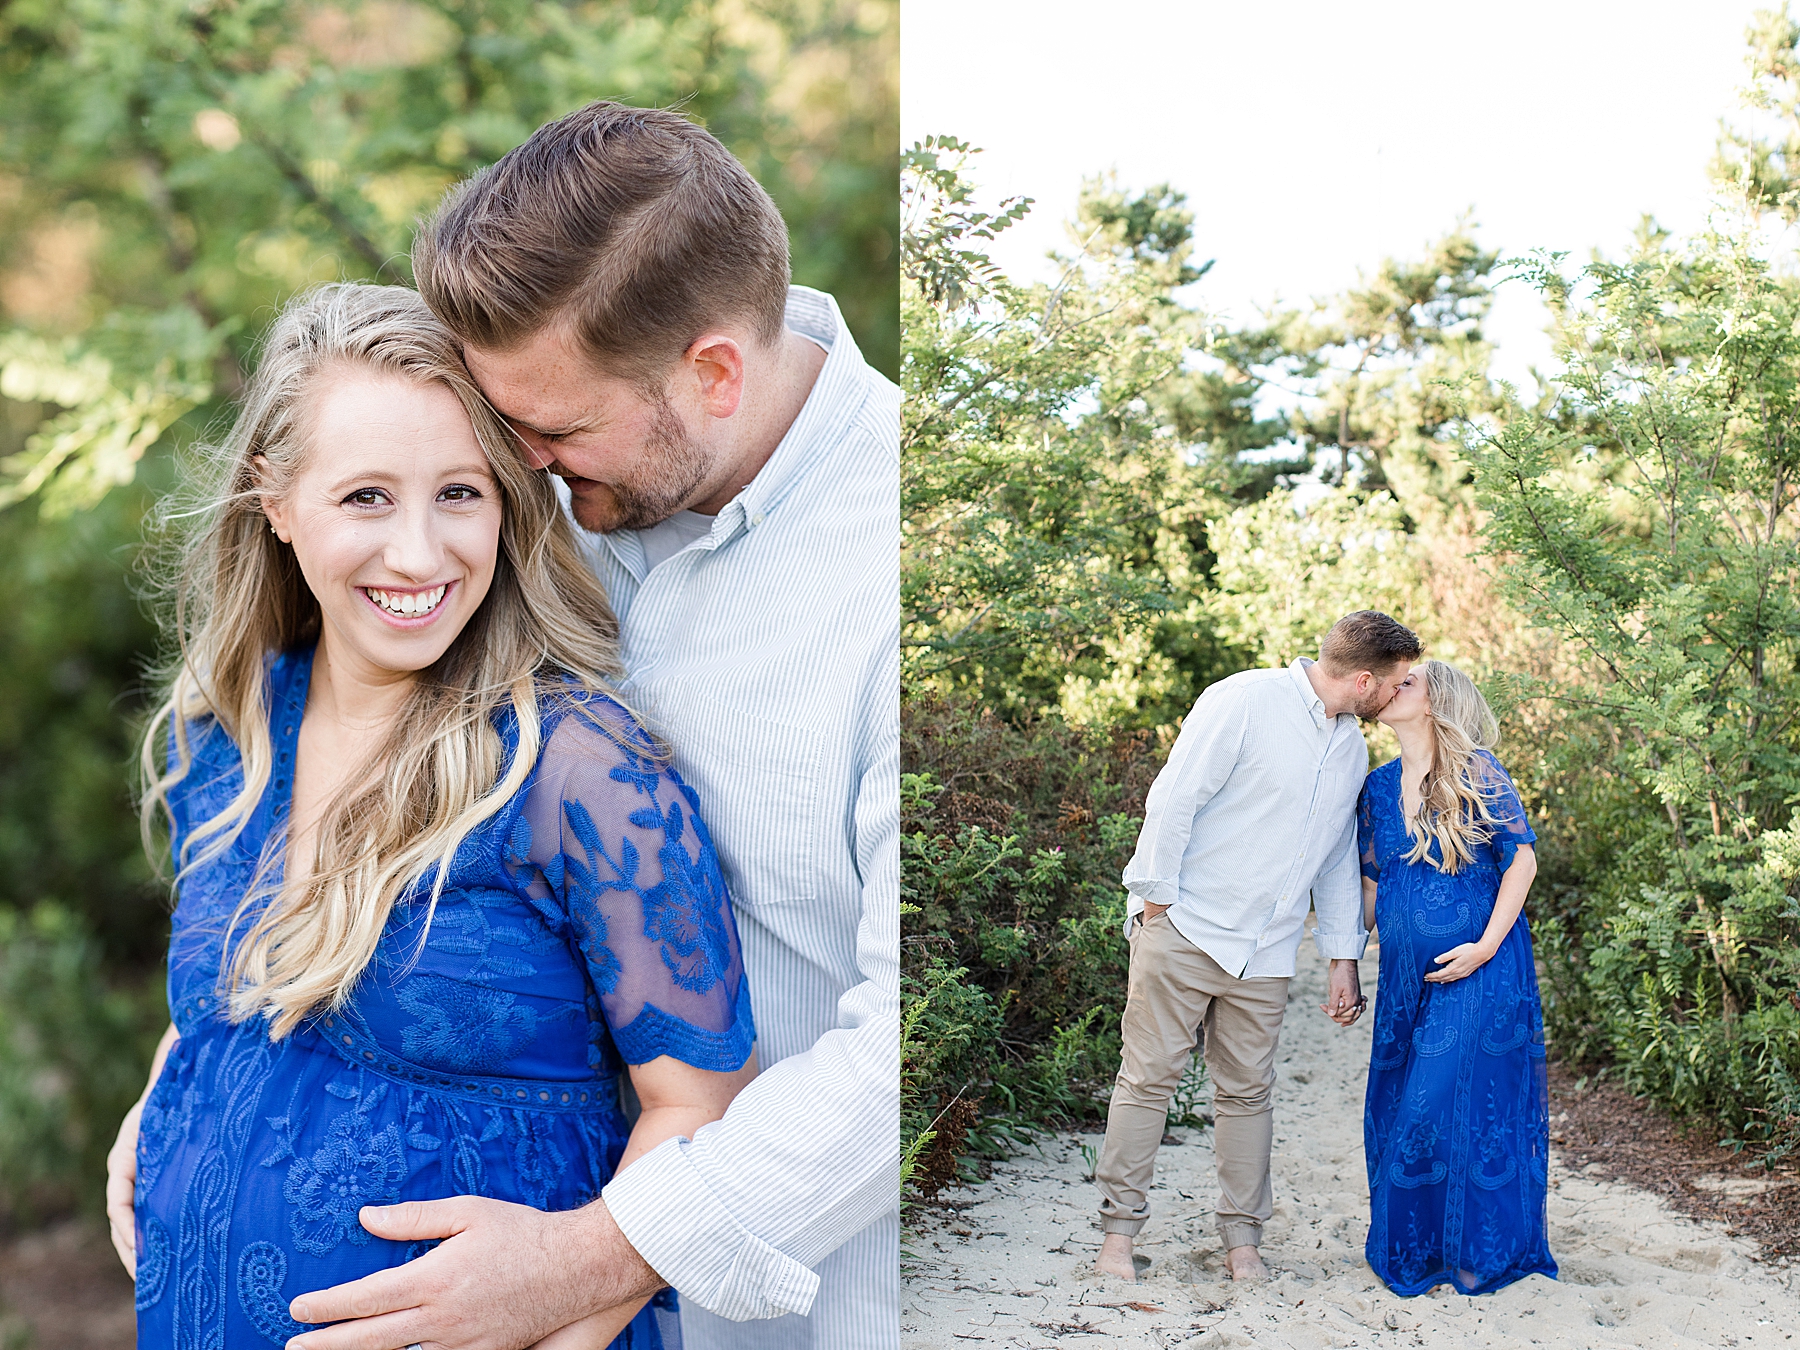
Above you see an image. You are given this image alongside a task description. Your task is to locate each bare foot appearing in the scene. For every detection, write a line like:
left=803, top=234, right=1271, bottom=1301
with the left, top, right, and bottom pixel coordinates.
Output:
left=1095, top=1232, right=1136, bottom=1282
left=1227, top=1244, right=1267, bottom=1282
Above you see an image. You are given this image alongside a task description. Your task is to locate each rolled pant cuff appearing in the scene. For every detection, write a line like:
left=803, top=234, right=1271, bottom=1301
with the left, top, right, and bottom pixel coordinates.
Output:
left=1218, top=1222, right=1262, bottom=1250
left=1101, top=1215, right=1147, bottom=1236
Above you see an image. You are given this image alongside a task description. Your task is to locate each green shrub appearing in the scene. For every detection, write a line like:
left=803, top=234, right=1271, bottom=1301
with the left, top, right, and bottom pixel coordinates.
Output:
left=0, top=490, right=166, bottom=967
left=0, top=903, right=166, bottom=1225
left=1472, top=220, right=1800, bottom=1158
left=900, top=692, right=1168, bottom=1195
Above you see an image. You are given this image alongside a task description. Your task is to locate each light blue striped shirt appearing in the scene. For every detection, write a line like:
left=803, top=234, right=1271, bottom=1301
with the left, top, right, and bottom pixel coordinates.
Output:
left=583, top=287, right=899, bottom=1350
left=1122, top=659, right=1370, bottom=978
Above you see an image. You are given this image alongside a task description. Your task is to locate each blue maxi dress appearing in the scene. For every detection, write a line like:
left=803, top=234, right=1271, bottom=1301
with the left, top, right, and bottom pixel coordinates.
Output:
left=134, top=647, right=755, bottom=1349
left=1357, top=750, right=1555, bottom=1296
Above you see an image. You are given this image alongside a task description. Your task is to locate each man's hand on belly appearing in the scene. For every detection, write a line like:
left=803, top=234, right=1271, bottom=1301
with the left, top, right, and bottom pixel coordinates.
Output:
left=283, top=1196, right=662, bottom=1350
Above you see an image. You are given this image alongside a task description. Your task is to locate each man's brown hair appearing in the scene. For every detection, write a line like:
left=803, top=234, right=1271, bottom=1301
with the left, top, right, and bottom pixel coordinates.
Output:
left=413, top=102, right=791, bottom=383
left=1318, top=610, right=1422, bottom=676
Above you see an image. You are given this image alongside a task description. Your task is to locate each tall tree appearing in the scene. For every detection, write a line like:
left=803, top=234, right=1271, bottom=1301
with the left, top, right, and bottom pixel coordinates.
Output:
left=1715, top=4, right=1800, bottom=219
left=1470, top=221, right=1800, bottom=1140
left=0, top=0, right=899, bottom=514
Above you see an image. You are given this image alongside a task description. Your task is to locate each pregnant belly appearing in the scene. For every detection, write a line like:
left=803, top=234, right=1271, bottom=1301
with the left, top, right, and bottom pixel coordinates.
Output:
left=133, top=1020, right=629, bottom=1345
left=1376, top=872, right=1496, bottom=978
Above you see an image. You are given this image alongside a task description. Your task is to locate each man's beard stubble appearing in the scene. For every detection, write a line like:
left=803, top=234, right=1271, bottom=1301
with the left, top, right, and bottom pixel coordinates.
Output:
left=560, top=393, right=712, bottom=534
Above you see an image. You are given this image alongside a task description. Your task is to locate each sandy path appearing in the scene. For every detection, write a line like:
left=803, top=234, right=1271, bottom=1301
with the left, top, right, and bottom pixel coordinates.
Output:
left=902, top=938, right=1800, bottom=1349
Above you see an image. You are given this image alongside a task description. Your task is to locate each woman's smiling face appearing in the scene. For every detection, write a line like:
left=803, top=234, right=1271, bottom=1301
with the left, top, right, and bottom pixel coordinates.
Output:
left=264, top=370, right=502, bottom=681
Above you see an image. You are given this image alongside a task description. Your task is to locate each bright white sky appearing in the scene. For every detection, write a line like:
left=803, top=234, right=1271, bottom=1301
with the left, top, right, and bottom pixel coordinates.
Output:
left=901, top=0, right=1777, bottom=387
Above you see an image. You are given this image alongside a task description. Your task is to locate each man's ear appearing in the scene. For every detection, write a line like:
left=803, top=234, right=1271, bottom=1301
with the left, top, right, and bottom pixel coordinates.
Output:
left=683, top=334, right=746, bottom=419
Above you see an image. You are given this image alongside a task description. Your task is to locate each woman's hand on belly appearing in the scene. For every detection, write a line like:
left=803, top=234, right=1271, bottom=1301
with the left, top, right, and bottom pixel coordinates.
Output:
left=1425, top=846, right=1537, bottom=984
left=106, top=1021, right=179, bottom=1276
left=1423, top=941, right=1493, bottom=983
left=105, top=1096, right=142, bottom=1276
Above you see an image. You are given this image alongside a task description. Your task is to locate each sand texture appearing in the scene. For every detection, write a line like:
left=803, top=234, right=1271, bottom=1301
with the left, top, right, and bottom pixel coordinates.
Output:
left=902, top=939, right=1799, bottom=1349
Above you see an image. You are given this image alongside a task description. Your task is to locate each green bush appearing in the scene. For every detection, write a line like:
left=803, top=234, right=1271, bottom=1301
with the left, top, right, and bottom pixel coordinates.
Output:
left=0, top=903, right=166, bottom=1226
left=899, top=692, right=1167, bottom=1194
left=0, top=487, right=166, bottom=967
left=1472, top=219, right=1800, bottom=1158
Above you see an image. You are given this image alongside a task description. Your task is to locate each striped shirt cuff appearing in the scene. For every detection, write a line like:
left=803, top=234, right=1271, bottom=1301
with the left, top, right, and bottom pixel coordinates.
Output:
left=1311, top=927, right=1369, bottom=960
left=1123, top=877, right=1177, bottom=907
left=603, top=1134, right=821, bottom=1322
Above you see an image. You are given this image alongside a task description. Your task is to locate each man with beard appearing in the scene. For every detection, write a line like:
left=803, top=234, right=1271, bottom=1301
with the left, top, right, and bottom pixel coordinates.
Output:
left=1092, top=611, right=1420, bottom=1286
left=286, top=101, right=898, bottom=1350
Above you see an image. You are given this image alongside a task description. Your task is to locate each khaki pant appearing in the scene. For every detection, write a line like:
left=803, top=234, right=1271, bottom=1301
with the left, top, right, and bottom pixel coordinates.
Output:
left=1095, top=911, right=1289, bottom=1251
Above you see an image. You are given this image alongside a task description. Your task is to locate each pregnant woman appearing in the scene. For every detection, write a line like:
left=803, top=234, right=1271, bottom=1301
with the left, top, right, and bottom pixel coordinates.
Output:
left=1358, top=659, right=1555, bottom=1296
left=103, top=283, right=755, bottom=1349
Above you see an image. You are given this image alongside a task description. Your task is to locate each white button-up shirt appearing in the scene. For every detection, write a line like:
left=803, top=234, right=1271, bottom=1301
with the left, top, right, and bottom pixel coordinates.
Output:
left=1122, top=659, right=1370, bottom=978
left=583, top=287, right=899, bottom=1349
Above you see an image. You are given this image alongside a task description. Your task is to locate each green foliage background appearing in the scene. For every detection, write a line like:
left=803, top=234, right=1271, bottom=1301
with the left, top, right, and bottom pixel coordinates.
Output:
left=902, top=11, right=1800, bottom=1201
left=0, top=0, right=896, bottom=1226
left=900, top=135, right=1522, bottom=1192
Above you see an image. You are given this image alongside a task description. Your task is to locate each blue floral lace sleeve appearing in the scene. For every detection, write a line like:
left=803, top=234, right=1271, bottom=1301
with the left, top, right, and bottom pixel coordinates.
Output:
left=165, top=715, right=239, bottom=871
left=1357, top=777, right=1381, bottom=881
left=517, top=700, right=754, bottom=1072
left=1476, top=750, right=1537, bottom=874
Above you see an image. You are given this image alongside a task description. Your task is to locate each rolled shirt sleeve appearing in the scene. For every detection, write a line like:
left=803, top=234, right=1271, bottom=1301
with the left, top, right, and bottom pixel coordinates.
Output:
left=1118, top=661, right=1371, bottom=978
left=601, top=656, right=900, bottom=1322
left=1309, top=808, right=1370, bottom=961
left=1121, top=683, right=1249, bottom=933
left=583, top=287, right=900, bottom=1336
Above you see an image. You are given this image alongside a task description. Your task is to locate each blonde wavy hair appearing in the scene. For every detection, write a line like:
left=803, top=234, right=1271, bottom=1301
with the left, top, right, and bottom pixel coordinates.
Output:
left=140, top=283, right=627, bottom=1039
left=1402, top=659, right=1504, bottom=875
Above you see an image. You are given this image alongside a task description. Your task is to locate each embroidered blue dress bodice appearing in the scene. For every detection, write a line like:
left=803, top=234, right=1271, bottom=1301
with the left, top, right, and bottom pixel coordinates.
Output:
left=1356, top=749, right=1554, bottom=1297
left=134, top=648, right=753, bottom=1349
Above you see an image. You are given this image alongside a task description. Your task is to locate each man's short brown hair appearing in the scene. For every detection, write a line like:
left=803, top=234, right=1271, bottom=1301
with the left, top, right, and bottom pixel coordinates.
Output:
left=413, top=102, right=791, bottom=382
left=1319, top=610, right=1422, bottom=677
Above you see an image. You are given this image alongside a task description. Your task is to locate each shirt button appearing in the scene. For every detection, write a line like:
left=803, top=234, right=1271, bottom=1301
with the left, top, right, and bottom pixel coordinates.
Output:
left=750, top=512, right=765, bottom=526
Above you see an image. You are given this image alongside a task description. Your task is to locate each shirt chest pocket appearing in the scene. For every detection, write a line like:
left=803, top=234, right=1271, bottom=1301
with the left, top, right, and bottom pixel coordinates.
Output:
left=640, top=683, right=827, bottom=916
left=1315, top=767, right=1363, bottom=828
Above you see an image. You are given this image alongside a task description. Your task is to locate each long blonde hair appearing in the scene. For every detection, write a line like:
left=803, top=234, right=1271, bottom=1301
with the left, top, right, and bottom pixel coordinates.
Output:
left=141, top=282, right=626, bottom=1039
left=1403, top=659, right=1503, bottom=874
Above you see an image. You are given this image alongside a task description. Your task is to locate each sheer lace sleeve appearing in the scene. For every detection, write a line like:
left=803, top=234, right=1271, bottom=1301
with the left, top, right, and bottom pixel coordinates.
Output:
left=1358, top=778, right=1380, bottom=881
left=517, top=699, right=754, bottom=1072
left=165, top=714, right=239, bottom=871
left=1476, top=751, right=1537, bottom=874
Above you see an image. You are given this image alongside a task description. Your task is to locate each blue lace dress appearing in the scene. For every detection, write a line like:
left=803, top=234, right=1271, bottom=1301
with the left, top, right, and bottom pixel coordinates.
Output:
left=1357, top=750, right=1555, bottom=1297
left=133, top=648, right=754, bottom=1349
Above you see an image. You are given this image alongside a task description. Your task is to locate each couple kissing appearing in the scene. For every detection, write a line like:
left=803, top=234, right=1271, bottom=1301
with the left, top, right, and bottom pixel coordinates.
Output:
left=1095, top=611, right=1555, bottom=1297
